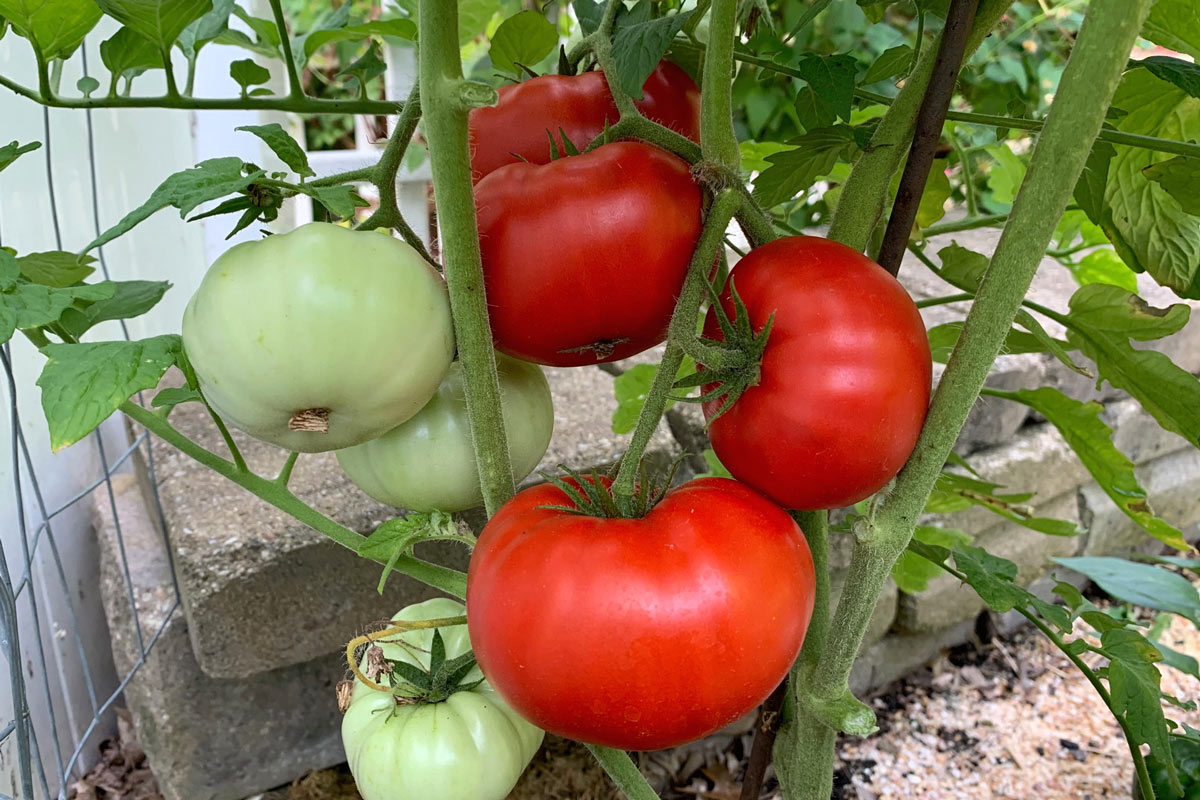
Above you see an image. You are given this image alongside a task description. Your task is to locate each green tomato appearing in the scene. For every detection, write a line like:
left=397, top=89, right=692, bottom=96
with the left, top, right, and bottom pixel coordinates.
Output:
left=182, top=223, right=454, bottom=452
left=337, top=354, right=553, bottom=511
left=341, top=598, right=543, bottom=800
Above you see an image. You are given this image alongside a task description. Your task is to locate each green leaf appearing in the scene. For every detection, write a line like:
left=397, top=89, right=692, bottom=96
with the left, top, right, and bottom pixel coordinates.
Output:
left=1013, top=309, right=1091, bottom=377
left=892, top=526, right=970, bottom=594
left=0, top=0, right=101, bottom=58
left=1104, top=69, right=1200, bottom=299
left=150, top=385, right=200, bottom=411
left=59, top=279, right=170, bottom=338
left=1156, top=641, right=1200, bottom=679
left=211, top=26, right=277, bottom=58
left=925, top=318, right=1079, bottom=370
left=937, top=242, right=989, bottom=292
left=18, top=251, right=95, bottom=286
left=752, top=125, right=860, bottom=208
left=1067, top=248, right=1139, bottom=294
left=335, top=41, right=386, bottom=91
left=611, top=358, right=693, bottom=435
left=1010, top=388, right=1187, bottom=551
left=863, top=44, right=912, bottom=85
left=76, top=75, right=100, bottom=96
left=696, top=448, right=731, bottom=480
left=573, top=0, right=602, bottom=35
left=0, top=282, right=112, bottom=345
left=95, top=0, right=212, bottom=51
left=1142, top=155, right=1200, bottom=216
left=37, top=335, right=180, bottom=451
left=235, top=123, right=312, bottom=179
left=739, top=140, right=792, bottom=174
left=300, top=185, right=367, bottom=219
left=87, top=158, right=267, bottom=251
left=931, top=472, right=1083, bottom=537
left=793, top=53, right=856, bottom=130
left=1139, top=56, right=1200, bottom=101
left=229, top=58, right=271, bottom=96
left=301, top=18, right=414, bottom=61
left=1055, top=557, right=1200, bottom=623
left=0, top=140, right=40, bottom=173
left=1065, top=284, right=1200, bottom=446
left=457, top=0, right=499, bottom=45
left=359, top=511, right=468, bottom=593
left=1072, top=140, right=1114, bottom=227
left=100, top=26, right=160, bottom=90
left=984, top=142, right=1026, bottom=207
left=0, top=251, right=21, bottom=290
left=1104, top=627, right=1179, bottom=791
left=489, top=10, right=556, bottom=74
left=915, top=159, right=951, bottom=229
left=1143, top=0, right=1200, bottom=61
left=608, top=2, right=691, bottom=101
left=175, top=0, right=232, bottom=60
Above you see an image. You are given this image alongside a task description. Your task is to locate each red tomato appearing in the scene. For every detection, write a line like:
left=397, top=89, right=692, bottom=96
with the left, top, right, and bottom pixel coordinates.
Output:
left=466, top=477, right=815, bottom=751
left=468, top=62, right=701, bottom=181
left=474, top=141, right=702, bottom=366
left=703, top=236, right=932, bottom=511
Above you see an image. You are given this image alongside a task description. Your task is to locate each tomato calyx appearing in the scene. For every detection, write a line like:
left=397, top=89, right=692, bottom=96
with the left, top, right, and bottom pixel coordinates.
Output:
left=537, top=460, right=682, bottom=519
left=675, top=280, right=775, bottom=421
left=348, top=623, right=481, bottom=706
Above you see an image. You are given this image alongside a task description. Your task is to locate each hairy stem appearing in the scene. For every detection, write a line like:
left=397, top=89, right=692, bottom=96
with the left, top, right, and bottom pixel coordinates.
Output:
left=585, top=746, right=660, bottom=800
left=268, top=0, right=305, bottom=98
left=121, top=401, right=466, bottom=597
left=701, top=0, right=741, bottom=170
left=418, top=0, right=513, bottom=519
left=825, top=0, right=1013, bottom=251
left=806, top=0, right=1155, bottom=759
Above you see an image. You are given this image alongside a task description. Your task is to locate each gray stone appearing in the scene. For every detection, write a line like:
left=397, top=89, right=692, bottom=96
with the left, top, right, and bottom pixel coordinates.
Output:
left=896, top=491, right=1084, bottom=634
left=92, top=468, right=344, bottom=800
left=950, top=355, right=1044, bottom=455
left=1103, top=399, right=1192, bottom=469
left=1080, top=447, right=1200, bottom=556
left=829, top=571, right=898, bottom=651
left=850, top=620, right=977, bottom=696
left=149, top=362, right=680, bottom=679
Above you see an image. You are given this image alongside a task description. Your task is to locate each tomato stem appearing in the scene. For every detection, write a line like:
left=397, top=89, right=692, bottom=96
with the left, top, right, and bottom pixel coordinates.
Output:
left=418, top=0, right=515, bottom=519
left=585, top=745, right=661, bottom=800
left=792, top=5, right=1155, bottom=798
left=825, top=0, right=1014, bottom=253
left=700, top=0, right=741, bottom=172
left=268, top=0, right=305, bottom=99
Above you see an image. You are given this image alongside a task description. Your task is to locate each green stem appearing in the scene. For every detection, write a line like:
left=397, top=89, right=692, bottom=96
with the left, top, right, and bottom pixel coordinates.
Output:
left=205, top=404, right=247, bottom=473
left=806, top=0, right=1155, bottom=755
left=276, top=450, right=300, bottom=487
left=611, top=190, right=742, bottom=506
left=950, top=133, right=979, bottom=217
left=0, top=72, right=402, bottom=114
left=268, top=0, right=305, bottom=98
left=585, top=746, right=659, bottom=800
left=160, top=47, right=180, bottom=97
left=916, top=292, right=974, bottom=308
left=826, top=0, right=1014, bottom=251
left=774, top=510, right=835, bottom=800
left=419, top=0, right=513, bottom=518
left=700, top=0, right=740, bottom=170
left=921, top=213, right=1008, bottom=237
left=783, top=0, right=834, bottom=42
left=184, top=56, right=198, bottom=96
left=120, top=401, right=467, bottom=597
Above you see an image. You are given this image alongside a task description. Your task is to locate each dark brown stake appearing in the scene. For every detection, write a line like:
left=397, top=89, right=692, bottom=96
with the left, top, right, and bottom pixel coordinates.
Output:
left=876, top=0, right=982, bottom=276
left=739, top=680, right=788, bottom=800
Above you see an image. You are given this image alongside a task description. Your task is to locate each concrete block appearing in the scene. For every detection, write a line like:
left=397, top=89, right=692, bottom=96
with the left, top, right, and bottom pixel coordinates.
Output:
left=1080, top=447, right=1200, bottom=556
left=950, top=355, right=1044, bottom=456
left=829, top=571, right=898, bottom=651
left=850, top=620, right=977, bottom=696
left=92, top=470, right=344, bottom=800
left=897, top=492, right=1084, bottom=634
left=1102, top=399, right=1192, bottom=465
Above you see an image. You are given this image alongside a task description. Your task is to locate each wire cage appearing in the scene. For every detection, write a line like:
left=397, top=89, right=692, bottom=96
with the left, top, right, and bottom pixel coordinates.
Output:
left=0, top=46, right=184, bottom=798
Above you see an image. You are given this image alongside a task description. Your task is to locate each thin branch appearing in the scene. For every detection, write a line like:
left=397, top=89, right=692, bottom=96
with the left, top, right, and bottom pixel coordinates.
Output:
left=268, top=0, right=306, bottom=98
left=877, top=0, right=981, bottom=276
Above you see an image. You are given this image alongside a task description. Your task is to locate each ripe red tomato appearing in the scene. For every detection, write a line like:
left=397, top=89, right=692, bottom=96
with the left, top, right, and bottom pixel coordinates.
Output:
left=466, top=477, right=815, bottom=751
left=474, top=141, right=702, bottom=366
left=468, top=62, right=701, bottom=181
left=703, top=236, right=932, bottom=511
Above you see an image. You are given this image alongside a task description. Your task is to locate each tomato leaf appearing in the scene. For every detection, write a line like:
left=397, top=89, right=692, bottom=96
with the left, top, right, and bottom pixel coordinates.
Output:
left=1143, top=0, right=1200, bottom=61
left=300, top=185, right=368, bottom=220
left=925, top=319, right=1079, bottom=369
left=360, top=511, right=474, bottom=594
left=58, top=279, right=171, bottom=338
left=100, top=25, right=161, bottom=91
left=1008, top=388, right=1188, bottom=550
left=0, top=140, right=40, bottom=173
left=236, top=123, right=313, bottom=179
left=863, top=44, right=913, bottom=85
left=150, top=385, right=201, bottom=411
left=1142, top=155, right=1200, bottom=216
left=611, top=357, right=693, bottom=435
left=574, top=0, right=603, bottom=35
left=792, top=53, right=856, bottom=129
left=1054, top=557, right=1200, bottom=623
left=936, top=242, right=989, bottom=292
left=1066, top=248, right=1139, bottom=294
left=1103, top=627, right=1181, bottom=792
left=175, top=0, right=232, bottom=60
left=752, top=125, right=861, bottom=208
left=1064, top=284, right=1200, bottom=446
left=489, top=10, right=556, bottom=75
left=18, top=251, right=96, bottom=287
left=1072, top=140, right=1114, bottom=227
left=892, top=526, right=971, bottom=594
left=86, top=157, right=267, bottom=252
left=951, top=544, right=1073, bottom=632
left=37, top=335, right=181, bottom=451
left=608, top=2, right=691, bottom=101
left=1137, top=56, right=1200, bottom=101
left=96, top=0, right=212, bottom=51
left=0, top=281, right=113, bottom=345
left=0, top=0, right=101, bottom=59
left=302, top=18, right=414, bottom=61
left=229, top=58, right=271, bottom=96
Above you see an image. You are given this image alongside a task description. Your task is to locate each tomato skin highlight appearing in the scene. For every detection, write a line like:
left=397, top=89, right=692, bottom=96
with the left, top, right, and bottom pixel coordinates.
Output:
left=475, top=141, right=702, bottom=367
left=703, top=236, right=932, bottom=511
left=466, top=477, right=815, bottom=751
left=468, top=61, right=701, bottom=181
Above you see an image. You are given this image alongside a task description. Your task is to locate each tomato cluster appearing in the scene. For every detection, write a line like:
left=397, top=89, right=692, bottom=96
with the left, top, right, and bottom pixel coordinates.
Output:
left=179, top=57, right=931, bottom=795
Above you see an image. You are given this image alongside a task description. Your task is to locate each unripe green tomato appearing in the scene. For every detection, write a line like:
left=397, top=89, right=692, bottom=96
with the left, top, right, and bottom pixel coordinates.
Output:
left=182, top=223, right=454, bottom=452
left=337, top=354, right=554, bottom=511
left=341, top=598, right=543, bottom=800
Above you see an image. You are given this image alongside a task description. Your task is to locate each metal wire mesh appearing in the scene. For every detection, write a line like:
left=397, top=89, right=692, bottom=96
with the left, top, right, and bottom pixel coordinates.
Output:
left=0, top=47, right=182, bottom=800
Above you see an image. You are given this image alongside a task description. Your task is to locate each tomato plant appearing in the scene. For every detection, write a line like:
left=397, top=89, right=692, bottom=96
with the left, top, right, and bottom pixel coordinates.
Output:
left=342, top=598, right=543, bottom=800
left=474, top=141, right=703, bottom=366
left=702, top=236, right=932, bottom=511
left=337, top=354, right=554, bottom=512
left=466, top=476, right=815, bottom=750
left=181, top=222, right=455, bottom=452
left=468, top=61, right=701, bottom=180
